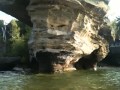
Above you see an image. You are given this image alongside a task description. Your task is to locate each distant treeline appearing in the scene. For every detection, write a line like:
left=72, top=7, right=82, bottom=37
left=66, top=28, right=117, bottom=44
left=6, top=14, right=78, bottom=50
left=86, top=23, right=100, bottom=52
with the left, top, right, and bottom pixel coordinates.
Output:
left=0, top=19, right=31, bottom=63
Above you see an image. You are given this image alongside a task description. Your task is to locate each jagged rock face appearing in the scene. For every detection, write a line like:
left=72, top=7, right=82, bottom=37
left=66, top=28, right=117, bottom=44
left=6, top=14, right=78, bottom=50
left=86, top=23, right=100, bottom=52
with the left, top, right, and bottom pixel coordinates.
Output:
left=27, top=0, right=109, bottom=73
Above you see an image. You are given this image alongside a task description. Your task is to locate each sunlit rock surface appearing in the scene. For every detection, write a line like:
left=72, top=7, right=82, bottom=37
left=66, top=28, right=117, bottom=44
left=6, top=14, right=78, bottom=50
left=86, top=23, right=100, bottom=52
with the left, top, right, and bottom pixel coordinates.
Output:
left=27, top=0, right=109, bottom=73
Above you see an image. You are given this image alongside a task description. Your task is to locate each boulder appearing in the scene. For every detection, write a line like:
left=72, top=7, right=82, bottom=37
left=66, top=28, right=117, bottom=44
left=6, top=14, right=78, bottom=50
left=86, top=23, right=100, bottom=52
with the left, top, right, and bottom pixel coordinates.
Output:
left=0, top=57, right=20, bottom=70
left=27, top=0, right=109, bottom=73
left=0, top=0, right=111, bottom=73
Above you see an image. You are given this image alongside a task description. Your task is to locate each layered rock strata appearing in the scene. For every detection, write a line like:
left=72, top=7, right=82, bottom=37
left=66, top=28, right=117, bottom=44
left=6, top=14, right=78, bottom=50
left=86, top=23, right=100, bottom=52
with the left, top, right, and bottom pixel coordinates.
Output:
left=27, top=0, right=109, bottom=73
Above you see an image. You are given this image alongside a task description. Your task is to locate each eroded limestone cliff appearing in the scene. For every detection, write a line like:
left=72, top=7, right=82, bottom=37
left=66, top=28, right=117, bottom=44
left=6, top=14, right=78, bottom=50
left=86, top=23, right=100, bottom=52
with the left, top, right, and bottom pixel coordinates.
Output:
left=27, top=0, right=109, bottom=73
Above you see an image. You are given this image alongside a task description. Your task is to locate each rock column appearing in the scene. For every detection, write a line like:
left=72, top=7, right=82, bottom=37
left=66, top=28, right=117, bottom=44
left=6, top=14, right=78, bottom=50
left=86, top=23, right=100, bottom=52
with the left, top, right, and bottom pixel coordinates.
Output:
left=27, top=0, right=109, bottom=73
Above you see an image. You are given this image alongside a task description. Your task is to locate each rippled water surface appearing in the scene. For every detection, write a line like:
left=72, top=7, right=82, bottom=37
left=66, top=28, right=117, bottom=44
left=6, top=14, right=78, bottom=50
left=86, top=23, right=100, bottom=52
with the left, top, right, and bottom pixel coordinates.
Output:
left=0, top=67, right=120, bottom=90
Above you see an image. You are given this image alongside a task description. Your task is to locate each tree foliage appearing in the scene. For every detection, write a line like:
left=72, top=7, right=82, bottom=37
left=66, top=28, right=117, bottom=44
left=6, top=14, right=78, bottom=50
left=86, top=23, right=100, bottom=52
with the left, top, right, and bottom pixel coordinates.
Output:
left=109, top=17, right=120, bottom=40
left=0, top=20, right=4, bottom=28
left=10, top=20, right=20, bottom=41
left=4, top=20, right=31, bottom=63
left=0, top=20, right=4, bottom=42
left=116, top=17, right=120, bottom=39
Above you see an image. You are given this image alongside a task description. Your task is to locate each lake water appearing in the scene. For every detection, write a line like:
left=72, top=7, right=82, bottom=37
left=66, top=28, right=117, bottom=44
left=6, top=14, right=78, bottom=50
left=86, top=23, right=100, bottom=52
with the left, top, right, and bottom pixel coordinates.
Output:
left=0, top=67, right=120, bottom=90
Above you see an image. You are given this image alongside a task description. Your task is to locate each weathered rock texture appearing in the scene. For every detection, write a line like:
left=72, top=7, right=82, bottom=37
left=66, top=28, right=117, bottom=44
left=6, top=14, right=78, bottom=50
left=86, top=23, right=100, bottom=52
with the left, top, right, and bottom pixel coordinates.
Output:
left=27, top=0, right=109, bottom=73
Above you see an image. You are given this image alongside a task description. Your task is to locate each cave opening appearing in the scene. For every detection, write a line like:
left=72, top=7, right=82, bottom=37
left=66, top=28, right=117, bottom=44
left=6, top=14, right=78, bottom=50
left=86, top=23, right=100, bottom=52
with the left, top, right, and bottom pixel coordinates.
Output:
left=74, top=49, right=99, bottom=70
left=35, top=51, right=59, bottom=73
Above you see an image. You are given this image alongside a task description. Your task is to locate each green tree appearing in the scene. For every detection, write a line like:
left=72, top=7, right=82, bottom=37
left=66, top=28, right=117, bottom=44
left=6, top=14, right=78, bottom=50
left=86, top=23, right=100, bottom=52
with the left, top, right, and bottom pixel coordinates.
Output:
left=10, top=20, right=21, bottom=41
left=116, top=17, right=120, bottom=39
left=6, top=20, right=31, bottom=64
left=0, top=20, right=4, bottom=42
left=109, top=20, right=117, bottom=40
left=0, top=20, right=4, bottom=28
left=110, top=17, right=120, bottom=40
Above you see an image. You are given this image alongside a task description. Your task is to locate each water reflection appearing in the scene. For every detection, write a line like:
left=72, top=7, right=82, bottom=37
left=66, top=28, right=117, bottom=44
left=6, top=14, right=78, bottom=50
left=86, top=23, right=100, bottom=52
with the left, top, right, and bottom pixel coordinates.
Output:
left=0, top=67, right=120, bottom=90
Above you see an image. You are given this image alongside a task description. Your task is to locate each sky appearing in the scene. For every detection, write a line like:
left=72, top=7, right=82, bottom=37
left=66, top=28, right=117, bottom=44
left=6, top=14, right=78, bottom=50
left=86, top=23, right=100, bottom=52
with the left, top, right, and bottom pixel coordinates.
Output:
left=0, top=11, right=16, bottom=24
left=107, top=0, right=120, bottom=21
left=0, top=0, right=120, bottom=24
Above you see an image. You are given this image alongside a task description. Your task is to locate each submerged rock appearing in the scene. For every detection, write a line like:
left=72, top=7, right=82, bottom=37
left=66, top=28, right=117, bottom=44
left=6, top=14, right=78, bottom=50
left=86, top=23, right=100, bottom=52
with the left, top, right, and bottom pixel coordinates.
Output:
left=27, top=0, right=110, bottom=73
left=0, top=57, right=20, bottom=70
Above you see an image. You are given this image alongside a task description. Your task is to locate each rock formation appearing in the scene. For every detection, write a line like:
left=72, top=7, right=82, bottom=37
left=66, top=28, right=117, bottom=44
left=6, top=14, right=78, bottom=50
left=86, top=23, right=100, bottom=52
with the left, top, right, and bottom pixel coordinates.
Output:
left=27, top=0, right=109, bottom=73
left=0, top=57, right=20, bottom=70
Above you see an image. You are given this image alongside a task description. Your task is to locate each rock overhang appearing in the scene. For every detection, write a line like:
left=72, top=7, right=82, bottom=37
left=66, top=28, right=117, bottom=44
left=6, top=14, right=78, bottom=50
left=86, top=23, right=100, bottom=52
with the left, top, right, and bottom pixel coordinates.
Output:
left=27, top=0, right=110, bottom=73
left=0, top=0, right=110, bottom=73
left=0, top=0, right=32, bottom=26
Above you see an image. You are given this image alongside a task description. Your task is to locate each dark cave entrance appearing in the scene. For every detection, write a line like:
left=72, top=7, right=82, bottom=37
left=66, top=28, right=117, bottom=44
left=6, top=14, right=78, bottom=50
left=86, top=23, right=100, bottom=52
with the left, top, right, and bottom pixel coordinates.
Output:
left=74, top=49, right=99, bottom=70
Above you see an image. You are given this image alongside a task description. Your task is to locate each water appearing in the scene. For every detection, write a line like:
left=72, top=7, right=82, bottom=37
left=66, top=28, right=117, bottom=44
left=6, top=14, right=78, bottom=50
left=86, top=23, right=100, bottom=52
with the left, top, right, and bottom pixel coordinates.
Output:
left=0, top=67, right=120, bottom=90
